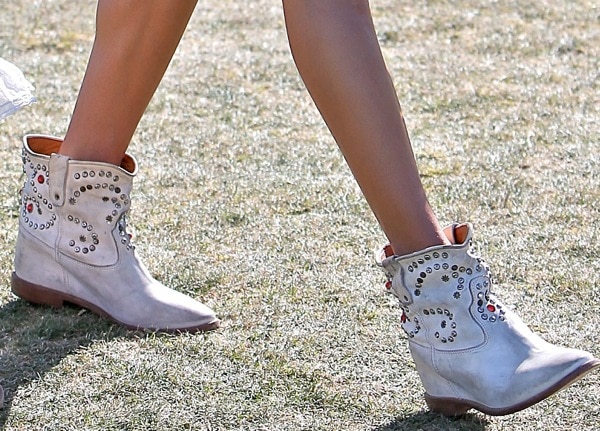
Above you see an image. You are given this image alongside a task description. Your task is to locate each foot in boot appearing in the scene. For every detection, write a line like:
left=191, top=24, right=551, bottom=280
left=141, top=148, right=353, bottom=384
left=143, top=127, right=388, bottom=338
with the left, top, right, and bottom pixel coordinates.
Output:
left=12, top=135, right=219, bottom=332
left=377, top=223, right=600, bottom=416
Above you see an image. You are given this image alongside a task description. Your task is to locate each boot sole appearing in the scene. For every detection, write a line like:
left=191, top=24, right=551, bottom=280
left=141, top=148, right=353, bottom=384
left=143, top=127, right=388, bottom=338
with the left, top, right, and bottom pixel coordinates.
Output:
left=424, top=357, right=600, bottom=416
left=11, top=272, right=220, bottom=333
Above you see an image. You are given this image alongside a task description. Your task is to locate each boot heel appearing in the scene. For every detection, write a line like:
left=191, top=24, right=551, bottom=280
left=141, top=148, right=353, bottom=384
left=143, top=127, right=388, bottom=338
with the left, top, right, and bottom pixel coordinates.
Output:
left=11, top=272, right=65, bottom=308
left=424, top=393, right=472, bottom=416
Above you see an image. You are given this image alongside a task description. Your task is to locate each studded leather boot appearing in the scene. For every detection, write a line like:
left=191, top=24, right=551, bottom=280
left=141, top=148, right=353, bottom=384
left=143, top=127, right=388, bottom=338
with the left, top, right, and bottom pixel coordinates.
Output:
left=377, top=223, right=599, bottom=416
left=12, top=134, right=219, bottom=332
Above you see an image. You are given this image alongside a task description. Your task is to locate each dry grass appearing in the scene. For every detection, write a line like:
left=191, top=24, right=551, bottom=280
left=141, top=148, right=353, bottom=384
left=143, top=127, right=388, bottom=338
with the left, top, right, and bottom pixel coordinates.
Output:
left=1, top=1, right=599, bottom=430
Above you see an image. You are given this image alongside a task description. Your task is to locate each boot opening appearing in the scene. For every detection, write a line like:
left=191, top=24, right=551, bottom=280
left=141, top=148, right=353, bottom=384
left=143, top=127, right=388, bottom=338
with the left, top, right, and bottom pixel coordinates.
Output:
left=27, top=135, right=62, bottom=155
left=26, top=135, right=137, bottom=173
left=452, top=224, right=470, bottom=244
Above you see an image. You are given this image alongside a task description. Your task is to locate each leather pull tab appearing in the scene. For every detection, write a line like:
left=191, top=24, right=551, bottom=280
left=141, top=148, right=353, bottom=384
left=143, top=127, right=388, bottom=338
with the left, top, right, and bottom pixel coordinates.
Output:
left=49, top=153, right=70, bottom=207
left=391, top=264, right=414, bottom=305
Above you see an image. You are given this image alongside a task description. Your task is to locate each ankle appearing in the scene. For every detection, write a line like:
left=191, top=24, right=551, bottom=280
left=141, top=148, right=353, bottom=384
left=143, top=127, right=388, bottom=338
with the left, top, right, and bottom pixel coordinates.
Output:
left=60, top=135, right=126, bottom=166
left=390, top=231, right=451, bottom=257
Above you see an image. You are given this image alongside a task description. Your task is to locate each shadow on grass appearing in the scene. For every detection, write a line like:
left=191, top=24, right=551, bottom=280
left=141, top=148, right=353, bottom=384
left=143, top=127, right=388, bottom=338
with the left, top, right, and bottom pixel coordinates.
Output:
left=375, top=411, right=489, bottom=431
left=0, top=296, right=132, bottom=427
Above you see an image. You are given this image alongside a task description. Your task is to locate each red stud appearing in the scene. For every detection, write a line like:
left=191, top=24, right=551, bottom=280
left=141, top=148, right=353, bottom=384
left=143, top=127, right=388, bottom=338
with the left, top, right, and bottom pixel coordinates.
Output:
left=487, top=304, right=496, bottom=313
left=385, top=280, right=392, bottom=290
left=401, top=312, right=407, bottom=323
left=37, top=174, right=45, bottom=184
left=26, top=203, right=34, bottom=213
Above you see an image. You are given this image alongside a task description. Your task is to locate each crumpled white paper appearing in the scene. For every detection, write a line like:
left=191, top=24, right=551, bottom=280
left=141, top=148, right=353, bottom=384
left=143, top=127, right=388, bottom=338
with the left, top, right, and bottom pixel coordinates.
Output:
left=0, top=57, right=36, bottom=121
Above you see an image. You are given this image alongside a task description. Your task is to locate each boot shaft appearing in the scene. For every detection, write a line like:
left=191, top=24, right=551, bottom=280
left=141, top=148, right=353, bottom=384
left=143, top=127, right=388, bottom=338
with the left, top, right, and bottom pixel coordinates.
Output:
left=377, top=223, right=500, bottom=351
left=20, top=135, right=137, bottom=266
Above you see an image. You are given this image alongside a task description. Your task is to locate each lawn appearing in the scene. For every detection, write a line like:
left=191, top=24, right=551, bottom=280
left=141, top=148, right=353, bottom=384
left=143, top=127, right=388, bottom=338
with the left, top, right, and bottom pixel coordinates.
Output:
left=1, top=0, right=599, bottom=430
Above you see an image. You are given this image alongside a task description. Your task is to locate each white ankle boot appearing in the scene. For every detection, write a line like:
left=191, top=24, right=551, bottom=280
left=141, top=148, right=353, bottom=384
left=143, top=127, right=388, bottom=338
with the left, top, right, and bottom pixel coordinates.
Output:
left=12, top=135, right=219, bottom=332
left=377, top=223, right=599, bottom=416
